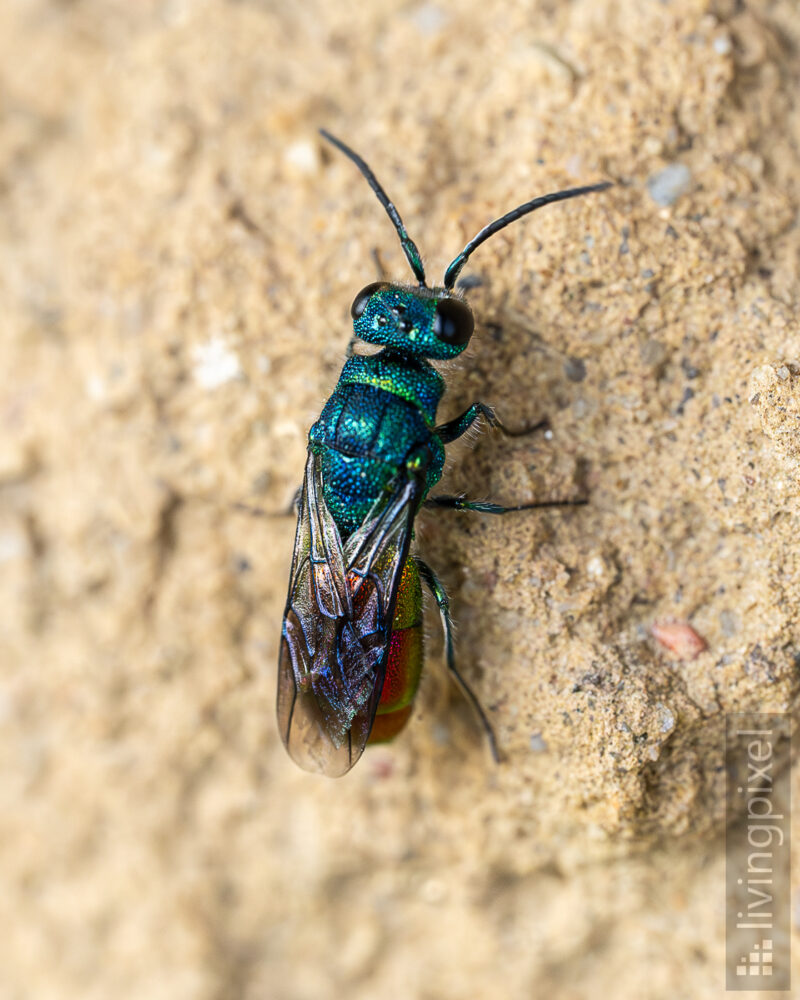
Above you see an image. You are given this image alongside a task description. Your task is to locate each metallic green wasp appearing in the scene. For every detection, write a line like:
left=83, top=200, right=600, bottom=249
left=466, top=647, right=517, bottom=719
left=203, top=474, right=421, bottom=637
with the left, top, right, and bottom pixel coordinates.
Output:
left=277, top=129, right=610, bottom=776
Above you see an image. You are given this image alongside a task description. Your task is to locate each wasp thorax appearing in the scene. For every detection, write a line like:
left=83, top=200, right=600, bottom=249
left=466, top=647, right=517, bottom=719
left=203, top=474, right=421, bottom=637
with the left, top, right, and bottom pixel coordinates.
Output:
left=350, top=282, right=474, bottom=360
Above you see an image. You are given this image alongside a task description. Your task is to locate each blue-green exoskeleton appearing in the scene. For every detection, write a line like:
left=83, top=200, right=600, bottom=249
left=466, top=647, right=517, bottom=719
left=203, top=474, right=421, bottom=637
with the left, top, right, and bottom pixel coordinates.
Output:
left=277, top=129, right=611, bottom=776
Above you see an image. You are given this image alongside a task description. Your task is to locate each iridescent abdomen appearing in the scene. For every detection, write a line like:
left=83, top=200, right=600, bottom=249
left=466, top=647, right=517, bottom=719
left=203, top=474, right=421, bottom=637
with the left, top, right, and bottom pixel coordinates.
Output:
left=368, top=557, right=423, bottom=744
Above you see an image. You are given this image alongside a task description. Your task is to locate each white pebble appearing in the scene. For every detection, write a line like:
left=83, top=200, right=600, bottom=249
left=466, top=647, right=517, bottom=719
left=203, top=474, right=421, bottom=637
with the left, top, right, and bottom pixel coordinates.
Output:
left=192, top=336, right=242, bottom=389
left=646, top=164, right=691, bottom=207
left=713, top=35, right=732, bottom=55
left=284, top=140, right=319, bottom=175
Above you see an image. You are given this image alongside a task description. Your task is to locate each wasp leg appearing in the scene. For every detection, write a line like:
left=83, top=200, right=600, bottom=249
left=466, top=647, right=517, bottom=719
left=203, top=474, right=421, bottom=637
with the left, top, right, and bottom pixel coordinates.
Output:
left=436, top=402, right=547, bottom=443
left=424, top=495, right=587, bottom=514
left=414, top=557, right=501, bottom=763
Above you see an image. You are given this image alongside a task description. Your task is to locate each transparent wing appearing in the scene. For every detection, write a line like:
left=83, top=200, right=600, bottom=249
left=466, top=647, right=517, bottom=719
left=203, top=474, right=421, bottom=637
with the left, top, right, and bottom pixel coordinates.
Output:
left=277, top=449, right=422, bottom=777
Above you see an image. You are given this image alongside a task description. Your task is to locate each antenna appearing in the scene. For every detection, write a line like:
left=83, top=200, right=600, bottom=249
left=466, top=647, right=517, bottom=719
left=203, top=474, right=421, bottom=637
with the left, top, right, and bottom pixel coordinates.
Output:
left=443, top=182, right=612, bottom=289
left=319, top=129, right=427, bottom=286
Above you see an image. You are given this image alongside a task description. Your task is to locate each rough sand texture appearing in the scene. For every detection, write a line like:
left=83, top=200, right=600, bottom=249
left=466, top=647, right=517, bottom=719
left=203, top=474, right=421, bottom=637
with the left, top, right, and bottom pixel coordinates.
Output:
left=1, top=1, right=798, bottom=998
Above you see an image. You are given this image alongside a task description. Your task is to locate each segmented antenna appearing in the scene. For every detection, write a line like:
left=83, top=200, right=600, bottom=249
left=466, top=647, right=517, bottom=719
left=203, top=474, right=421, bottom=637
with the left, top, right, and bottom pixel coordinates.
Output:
left=443, top=182, right=612, bottom=289
left=319, top=129, right=427, bottom=286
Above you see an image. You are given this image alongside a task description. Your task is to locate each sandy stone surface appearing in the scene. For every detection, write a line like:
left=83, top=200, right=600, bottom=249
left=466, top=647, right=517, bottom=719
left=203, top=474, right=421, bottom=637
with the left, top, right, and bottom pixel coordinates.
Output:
left=1, top=1, right=798, bottom=997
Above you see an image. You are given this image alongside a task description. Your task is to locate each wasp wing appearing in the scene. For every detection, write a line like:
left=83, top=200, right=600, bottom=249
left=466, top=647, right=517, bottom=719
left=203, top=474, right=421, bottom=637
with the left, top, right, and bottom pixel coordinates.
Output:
left=277, top=449, right=421, bottom=776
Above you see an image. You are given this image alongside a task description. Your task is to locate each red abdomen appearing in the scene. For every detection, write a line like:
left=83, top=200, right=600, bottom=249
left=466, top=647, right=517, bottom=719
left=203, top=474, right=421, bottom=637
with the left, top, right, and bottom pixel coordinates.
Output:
left=368, top=558, right=423, bottom=744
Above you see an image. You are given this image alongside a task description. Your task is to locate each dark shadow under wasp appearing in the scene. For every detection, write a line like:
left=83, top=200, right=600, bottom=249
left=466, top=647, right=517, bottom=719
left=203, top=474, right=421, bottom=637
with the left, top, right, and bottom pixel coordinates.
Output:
left=272, top=129, right=610, bottom=776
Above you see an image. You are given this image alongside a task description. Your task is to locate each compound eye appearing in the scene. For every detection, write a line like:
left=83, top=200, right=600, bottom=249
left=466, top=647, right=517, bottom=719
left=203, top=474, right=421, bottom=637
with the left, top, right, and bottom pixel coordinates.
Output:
left=433, top=297, right=474, bottom=346
left=350, top=282, right=391, bottom=320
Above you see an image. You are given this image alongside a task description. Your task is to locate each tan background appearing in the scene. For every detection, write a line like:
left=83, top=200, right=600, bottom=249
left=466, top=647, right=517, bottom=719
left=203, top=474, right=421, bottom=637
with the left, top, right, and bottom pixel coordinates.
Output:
left=1, top=1, right=798, bottom=998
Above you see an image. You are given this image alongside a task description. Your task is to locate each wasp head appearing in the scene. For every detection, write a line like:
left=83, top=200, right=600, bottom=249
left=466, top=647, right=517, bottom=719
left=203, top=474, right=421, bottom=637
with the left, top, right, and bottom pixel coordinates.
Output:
left=350, top=282, right=474, bottom=360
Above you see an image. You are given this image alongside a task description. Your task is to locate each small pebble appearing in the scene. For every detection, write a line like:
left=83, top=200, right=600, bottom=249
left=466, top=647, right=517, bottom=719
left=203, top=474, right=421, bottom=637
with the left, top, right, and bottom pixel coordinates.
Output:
left=192, top=337, right=242, bottom=389
left=713, top=34, right=732, bottom=56
left=0, top=529, right=27, bottom=563
left=529, top=732, right=548, bottom=752
left=586, top=554, right=607, bottom=579
left=656, top=703, right=676, bottom=733
left=85, top=374, right=105, bottom=401
left=564, top=356, right=587, bottom=382
left=646, top=164, right=691, bottom=207
left=651, top=620, right=707, bottom=660
left=410, top=4, right=448, bottom=35
left=284, top=140, right=319, bottom=175
left=431, top=721, right=450, bottom=746
left=719, top=609, right=739, bottom=637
